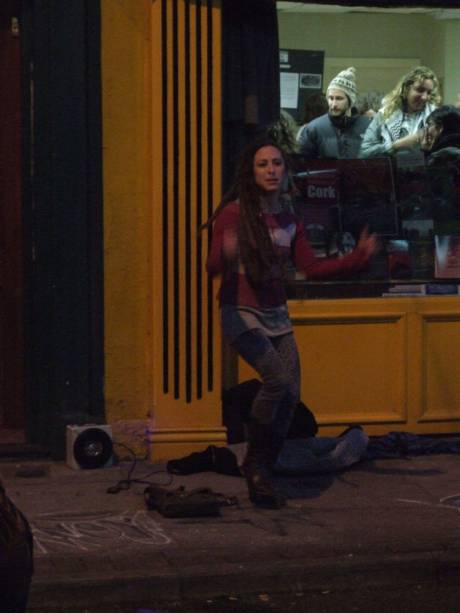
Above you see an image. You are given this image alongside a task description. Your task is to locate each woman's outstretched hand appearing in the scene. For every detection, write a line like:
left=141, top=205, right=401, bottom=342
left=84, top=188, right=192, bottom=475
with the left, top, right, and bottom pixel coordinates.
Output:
left=356, top=226, right=379, bottom=260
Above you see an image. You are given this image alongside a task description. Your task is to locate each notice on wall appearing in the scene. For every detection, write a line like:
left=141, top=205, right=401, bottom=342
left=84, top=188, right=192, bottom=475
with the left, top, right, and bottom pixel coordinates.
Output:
left=279, top=49, right=324, bottom=122
left=280, top=72, right=299, bottom=109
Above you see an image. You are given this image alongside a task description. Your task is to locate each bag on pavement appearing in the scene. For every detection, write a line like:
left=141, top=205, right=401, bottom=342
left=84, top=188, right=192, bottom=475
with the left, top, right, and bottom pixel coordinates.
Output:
left=144, top=484, right=236, bottom=518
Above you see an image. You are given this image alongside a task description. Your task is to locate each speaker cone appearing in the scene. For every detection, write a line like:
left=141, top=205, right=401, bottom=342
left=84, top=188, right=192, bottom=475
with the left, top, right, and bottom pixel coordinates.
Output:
left=72, top=427, right=113, bottom=469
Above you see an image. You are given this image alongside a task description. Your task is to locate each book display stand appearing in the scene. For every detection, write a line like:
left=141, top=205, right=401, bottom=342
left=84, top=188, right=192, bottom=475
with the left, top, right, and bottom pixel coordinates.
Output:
left=289, top=155, right=460, bottom=299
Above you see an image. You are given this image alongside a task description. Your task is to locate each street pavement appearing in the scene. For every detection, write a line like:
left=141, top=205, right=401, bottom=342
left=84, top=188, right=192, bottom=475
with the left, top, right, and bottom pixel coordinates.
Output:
left=2, top=448, right=460, bottom=612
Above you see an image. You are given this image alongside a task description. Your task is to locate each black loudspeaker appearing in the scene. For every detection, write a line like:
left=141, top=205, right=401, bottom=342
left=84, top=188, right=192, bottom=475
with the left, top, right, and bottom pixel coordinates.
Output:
left=66, top=424, right=114, bottom=470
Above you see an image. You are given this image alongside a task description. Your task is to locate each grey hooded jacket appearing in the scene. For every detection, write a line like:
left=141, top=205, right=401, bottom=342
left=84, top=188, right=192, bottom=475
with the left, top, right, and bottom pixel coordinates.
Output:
left=359, top=104, right=436, bottom=158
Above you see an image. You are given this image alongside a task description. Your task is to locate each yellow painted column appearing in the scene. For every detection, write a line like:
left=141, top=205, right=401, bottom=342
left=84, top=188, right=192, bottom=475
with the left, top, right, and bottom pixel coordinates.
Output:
left=101, top=0, right=154, bottom=455
left=150, top=0, right=225, bottom=460
left=101, top=0, right=224, bottom=460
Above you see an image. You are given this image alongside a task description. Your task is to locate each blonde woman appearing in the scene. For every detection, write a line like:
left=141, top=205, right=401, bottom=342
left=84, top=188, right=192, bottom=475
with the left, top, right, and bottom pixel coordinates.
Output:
left=359, top=66, right=441, bottom=158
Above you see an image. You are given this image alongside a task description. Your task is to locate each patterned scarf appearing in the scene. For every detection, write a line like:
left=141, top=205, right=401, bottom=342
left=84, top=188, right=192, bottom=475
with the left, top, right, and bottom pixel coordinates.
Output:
left=384, top=103, right=436, bottom=143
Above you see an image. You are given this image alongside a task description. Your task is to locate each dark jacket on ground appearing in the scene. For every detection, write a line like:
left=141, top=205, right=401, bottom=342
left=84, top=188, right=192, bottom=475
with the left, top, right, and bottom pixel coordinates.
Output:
left=297, top=112, right=371, bottom=159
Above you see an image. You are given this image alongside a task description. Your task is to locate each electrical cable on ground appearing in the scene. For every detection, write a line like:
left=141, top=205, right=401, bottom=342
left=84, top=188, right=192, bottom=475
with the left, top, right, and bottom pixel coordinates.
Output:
left=106, top=440, right=173, bottom=494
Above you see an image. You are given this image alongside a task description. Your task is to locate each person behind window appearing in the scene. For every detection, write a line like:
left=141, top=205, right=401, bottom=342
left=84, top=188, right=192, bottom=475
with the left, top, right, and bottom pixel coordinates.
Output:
left=297, top=67, right=371, bottom=159
left=359, top=66, right=441, bottom=159
left=421, top=105, right=460, bottom=162
left=203, top=135, right=377, bottom=509
left=295, top=91, right=328, bottom=141
left=355, top=91, right=384, bottom=119
left=421, top=105, right=460, bottom=218
left=268, top=109, right=300, bottom=155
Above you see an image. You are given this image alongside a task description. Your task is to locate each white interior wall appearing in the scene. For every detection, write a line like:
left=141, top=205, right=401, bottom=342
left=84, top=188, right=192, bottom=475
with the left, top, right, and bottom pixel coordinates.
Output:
left=323, top=57, right=420, bottom=99
left=443, top=20, right=460, bottom=105
left=278, top=10, right=459, bottom=106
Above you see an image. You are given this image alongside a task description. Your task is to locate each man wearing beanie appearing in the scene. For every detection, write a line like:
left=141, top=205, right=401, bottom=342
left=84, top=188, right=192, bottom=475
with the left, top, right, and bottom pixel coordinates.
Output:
left=297, top=67, right=371, bottom=159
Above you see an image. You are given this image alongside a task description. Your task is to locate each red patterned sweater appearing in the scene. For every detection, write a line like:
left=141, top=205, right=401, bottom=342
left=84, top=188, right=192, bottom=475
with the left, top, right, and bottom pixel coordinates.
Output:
left=206, top=201, right=368, bottom=308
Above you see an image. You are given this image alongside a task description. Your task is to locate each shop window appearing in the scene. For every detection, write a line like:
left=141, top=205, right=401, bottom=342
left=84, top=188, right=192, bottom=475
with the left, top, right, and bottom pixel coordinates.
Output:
left=277, top=2, right=460, bottom=298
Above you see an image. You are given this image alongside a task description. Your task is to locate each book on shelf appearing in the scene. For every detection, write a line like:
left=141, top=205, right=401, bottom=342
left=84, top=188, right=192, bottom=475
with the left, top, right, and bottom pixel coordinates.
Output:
left=425, top=283, right=459, bottom=295
left=386, top=239, right=411, bottom=279
left=382, top=292, right=424, bottom=297
left=387, top=284, right=425, bottom=294
left=410, top=240, right=434, bottom=279
left=402, top=218, right=434, bottom=240
left=383, top=283, right=460, bottom=297
left=434, top=235, right=460, bottom=279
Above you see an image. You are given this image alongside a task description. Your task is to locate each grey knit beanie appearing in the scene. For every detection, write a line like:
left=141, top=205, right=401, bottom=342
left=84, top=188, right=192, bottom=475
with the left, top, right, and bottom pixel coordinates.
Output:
left=327, top=67, right=357, bottom=106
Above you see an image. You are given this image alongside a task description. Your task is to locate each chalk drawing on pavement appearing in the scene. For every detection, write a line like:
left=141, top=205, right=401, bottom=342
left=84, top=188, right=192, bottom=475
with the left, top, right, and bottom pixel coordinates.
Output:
left=440, top=493, right=460, bottom=508
left=397, top=493, right=460, bottom=513
left=31, top=510, right=171, bottom=555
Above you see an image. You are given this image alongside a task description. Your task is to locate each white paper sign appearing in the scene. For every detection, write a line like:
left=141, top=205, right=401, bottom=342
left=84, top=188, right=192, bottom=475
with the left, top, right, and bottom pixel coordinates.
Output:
left=280, top=72, right=299, bottom=109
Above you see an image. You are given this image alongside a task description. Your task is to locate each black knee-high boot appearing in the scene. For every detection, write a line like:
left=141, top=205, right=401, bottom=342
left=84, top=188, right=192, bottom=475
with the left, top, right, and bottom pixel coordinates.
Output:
left=267, top=430, right=286, bottom=470
left=241, top=422, right=286, bottom=509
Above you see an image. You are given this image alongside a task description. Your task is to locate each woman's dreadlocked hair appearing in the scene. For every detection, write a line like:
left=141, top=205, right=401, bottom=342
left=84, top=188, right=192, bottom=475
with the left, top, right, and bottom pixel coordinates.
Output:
left=201, top=135, right=289, bottom=285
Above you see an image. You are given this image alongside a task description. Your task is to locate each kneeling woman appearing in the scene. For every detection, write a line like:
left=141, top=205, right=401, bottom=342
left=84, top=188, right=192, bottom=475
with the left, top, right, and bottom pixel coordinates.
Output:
left=204, top=136, right=377, bottom=508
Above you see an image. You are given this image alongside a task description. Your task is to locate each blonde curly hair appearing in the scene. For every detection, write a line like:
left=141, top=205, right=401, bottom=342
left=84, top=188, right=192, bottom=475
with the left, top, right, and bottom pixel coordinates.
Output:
left=381, top=66, right=441, bottom=120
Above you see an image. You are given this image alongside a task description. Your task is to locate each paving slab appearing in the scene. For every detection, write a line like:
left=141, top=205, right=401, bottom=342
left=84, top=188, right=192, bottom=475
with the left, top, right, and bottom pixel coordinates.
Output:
left=2, top=453, right=460, bottom=611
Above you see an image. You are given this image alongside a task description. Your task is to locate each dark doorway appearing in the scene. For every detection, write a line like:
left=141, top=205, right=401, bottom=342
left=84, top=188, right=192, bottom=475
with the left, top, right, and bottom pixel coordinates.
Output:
left=0, top=0, right=26, bottom=443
